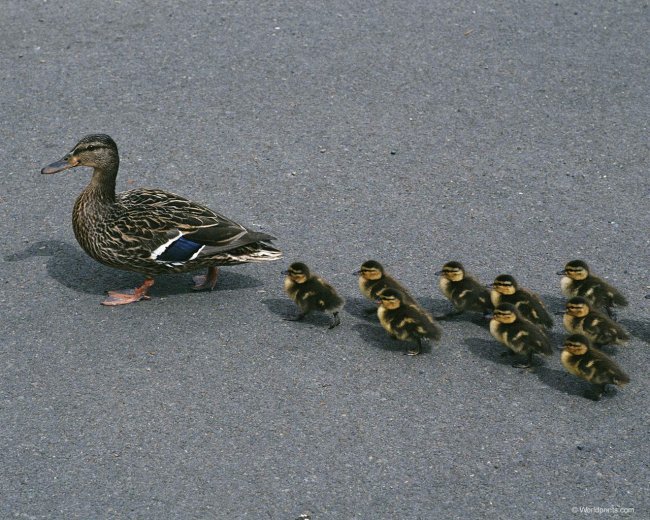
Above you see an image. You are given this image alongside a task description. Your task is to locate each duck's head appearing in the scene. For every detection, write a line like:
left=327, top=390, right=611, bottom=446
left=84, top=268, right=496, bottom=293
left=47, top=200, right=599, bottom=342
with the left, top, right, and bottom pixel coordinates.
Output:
left=378, top=288, right=403, bottom=310
left=565, top=296, right=591, bottom=317
left=491, top=274, right=518, bottom=295
left=563, top=334, right=591, bottom=355
left=490, top=303, right=519, bottom=324
left=283, top=262, right=310, bottom=283
left=41, top=134, right=118, bottom=174
left=356, top=260, right=384, bottom=280
left=557, top=259, right=589, bottom=280
left=435, top=261, right=465, bottom=282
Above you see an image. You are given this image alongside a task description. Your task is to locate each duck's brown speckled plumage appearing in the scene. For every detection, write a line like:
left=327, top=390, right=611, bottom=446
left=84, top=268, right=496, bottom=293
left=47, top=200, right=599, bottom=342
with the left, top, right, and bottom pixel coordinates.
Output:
left=42, top=134, right=281, bottom=302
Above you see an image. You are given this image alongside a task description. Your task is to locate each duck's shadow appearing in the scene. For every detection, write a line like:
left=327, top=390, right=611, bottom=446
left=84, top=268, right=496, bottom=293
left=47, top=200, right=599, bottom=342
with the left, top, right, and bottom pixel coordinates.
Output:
left=4, top=240, right=263, bottom=296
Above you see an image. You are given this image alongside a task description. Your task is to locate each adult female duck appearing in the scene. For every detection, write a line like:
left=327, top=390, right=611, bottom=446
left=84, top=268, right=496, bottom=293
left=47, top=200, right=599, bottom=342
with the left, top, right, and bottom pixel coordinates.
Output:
left=41, top=134, right=282, bottom=305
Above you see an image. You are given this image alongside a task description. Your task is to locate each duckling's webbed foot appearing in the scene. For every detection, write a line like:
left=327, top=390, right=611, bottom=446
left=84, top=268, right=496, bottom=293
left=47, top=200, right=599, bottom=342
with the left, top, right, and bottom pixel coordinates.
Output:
left=328, top=312, right=341, bottom=329
left=511, top=352, right=534, bottom=369
left=191, top=266, right=219, bottom=291
left=101, top=278, right=154, bottom=306
left=406, top=339, right=422, bottom=356
left=585, top=385, right=606, bottom=401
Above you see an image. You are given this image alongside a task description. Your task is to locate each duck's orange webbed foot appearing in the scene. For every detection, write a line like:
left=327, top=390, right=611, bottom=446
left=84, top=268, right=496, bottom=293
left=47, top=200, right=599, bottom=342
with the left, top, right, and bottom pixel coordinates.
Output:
left=101, top=278, right=155, bottom=306
left=191, top=266, right=219, bottom=291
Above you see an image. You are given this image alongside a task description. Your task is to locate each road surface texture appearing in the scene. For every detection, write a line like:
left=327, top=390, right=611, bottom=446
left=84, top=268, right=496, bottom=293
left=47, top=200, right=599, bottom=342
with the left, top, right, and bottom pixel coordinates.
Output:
left=1, top=1, right=648, bottom=519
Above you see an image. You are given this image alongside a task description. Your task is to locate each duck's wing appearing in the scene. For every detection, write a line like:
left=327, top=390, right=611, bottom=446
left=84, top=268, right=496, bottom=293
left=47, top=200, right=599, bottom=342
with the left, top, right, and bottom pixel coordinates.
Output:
left=114, top=189, right=278, bottom=264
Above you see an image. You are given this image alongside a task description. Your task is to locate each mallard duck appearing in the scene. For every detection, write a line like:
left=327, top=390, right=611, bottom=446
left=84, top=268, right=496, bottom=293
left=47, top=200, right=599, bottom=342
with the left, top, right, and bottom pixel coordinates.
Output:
left=436, top=261, right=493, bottom=319
left=282, top=262, right=344, bottom=329
left=377, top=288, right=441, bottom=356
left=489, top=303, right=552, bottom=368
left=558, top=260, right=628, bottom=319
left=561, top=334, right=630, bottom=400
left=356, top=260, right=417, bottom=312
left=490, top=274, right=553, bottom=330
left=41, top=134, right=282, bottom=305
left=560, top=296, right=629, bottom=347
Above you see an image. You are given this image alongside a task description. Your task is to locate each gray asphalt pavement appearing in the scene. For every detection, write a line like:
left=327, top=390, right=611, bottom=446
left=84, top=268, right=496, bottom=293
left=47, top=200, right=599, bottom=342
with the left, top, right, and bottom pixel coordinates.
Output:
left=1, top=1, right=649, bottom=518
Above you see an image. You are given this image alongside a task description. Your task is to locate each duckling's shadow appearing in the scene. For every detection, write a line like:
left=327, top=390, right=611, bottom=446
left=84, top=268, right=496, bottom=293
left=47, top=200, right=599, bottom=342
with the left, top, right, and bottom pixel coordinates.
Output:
left=4, top=240, right=263, bottom=296
left=463, top=337, right=512, bottom=366
left=260, top=298, right=334, bottom=327
left=539, top=294, right=567, bottom=315
left=344, top=297, right=379, bottom=322
left=619, top=318, right=650, bottom=344
left=352, top=322, right=432, bottom=354
left=533, top=366, right=612, bottom=400
left=547, top=329, right=567, bottom=350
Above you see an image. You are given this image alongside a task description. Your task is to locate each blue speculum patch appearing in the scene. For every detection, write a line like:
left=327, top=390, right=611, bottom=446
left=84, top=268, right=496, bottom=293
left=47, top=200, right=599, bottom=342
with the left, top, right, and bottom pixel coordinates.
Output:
left=157, top=236, right=203, bottom=262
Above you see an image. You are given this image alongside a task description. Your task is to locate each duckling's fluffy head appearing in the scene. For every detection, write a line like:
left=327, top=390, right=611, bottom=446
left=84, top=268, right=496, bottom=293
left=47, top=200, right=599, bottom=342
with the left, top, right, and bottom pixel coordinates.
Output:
left=359, top=260, right=384, bottom=280
left=565, top=296, right=591, bottom=316
left=285, top=262, right=310, bottom=282
left=563, top=334, right=591, bottom=355
left=492, top=274, right=518, bottom=294
left=378, top=287, right=404, bottom=309
left=437, top=261, right=465, bottom=281
left=563, top=259, right=590, bottom=280
left=492, top=302, right=519, bottom=323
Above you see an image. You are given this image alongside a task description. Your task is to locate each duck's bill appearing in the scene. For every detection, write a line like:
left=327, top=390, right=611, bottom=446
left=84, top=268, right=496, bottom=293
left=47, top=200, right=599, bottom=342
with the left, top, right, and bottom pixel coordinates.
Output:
left=41, top=159, right=74, bottom=174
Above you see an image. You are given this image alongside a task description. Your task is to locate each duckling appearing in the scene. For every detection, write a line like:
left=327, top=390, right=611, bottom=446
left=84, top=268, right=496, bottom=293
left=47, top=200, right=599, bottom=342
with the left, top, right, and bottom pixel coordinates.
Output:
left=561, top=297, right=629, bottom=348
left=377, top=288, right=441, bottom=356
left=489, top=303, right=552, bottom=368
left=356, top=260, right=417, bottom=312
left=283, top=262, right=344, bottom=329
left=490, top=274, right=553, bottom=330
left=558, top=260, right=628, bottom=319
left=436, top=261, right=493, bottom=319
left=561, top=334, right=630, bottom=400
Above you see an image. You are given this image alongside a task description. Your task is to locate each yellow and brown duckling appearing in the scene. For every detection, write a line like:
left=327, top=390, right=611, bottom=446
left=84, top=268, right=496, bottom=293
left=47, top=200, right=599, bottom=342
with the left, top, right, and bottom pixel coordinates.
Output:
left=490, top=274, right=553, bottom=330
left=436, top=261, right=493, bottom=320
left=283, top=262, right=344, bottom=329
left=377, top=288, right=441, bottom=356
left=561, top=334, right=630, bottom=400
left=356, top=260, right=417, bottom=312
left=489, top=303, right=552, bottom=368
left=558, top=260, right=628, bottom=319
left=560, top=296, right=629, bottom=348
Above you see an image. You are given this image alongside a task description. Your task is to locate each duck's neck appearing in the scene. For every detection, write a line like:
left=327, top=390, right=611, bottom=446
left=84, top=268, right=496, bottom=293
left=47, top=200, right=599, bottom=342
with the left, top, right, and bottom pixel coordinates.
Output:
left=85, top=159, right=119, bottom=204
